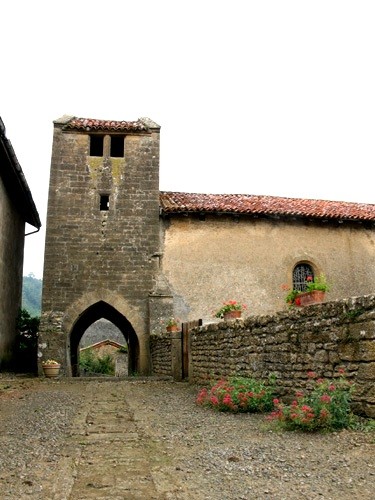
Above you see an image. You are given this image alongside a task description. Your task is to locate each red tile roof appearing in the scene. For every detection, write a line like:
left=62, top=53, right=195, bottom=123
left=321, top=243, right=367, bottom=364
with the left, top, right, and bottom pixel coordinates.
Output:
left=159, top=192, right=375, bottom=223
left=80, top=339, right=126, bottom=351
left=63, top=117, right=147, bottom=132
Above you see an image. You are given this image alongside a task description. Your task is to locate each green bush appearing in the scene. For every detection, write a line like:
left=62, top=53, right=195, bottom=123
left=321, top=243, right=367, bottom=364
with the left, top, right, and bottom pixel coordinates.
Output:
left=15, top=308, right=40, bottom=373
left=196, top=375, right=275, bottom=413
left=79, top=350, right=115, bottom=375
left=268, top=370, right=355, bottom=431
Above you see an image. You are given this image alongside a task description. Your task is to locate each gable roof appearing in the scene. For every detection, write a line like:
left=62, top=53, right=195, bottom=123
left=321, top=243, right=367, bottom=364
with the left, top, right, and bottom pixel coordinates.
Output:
left=80, top=339, right=126, bottom=352
left=159, top=191, right=375, bottom=223
left=57, top=115, right=160, bottom=132
left=0, top=117, right=41, bottom=229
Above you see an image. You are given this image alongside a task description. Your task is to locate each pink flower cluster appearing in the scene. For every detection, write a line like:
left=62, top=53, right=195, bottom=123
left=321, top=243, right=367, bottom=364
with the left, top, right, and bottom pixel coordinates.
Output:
left=267, top=369, right=354, bottom=431
left=196, top=377, right=274, bottom=414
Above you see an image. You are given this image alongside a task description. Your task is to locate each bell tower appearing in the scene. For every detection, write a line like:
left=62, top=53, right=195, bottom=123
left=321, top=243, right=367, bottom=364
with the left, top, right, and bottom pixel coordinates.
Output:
left=38, top=115, right=163, bottom=375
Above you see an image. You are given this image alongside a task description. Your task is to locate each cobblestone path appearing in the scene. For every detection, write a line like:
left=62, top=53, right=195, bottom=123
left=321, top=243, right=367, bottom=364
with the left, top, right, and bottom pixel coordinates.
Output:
left=68, top=386, right=160, bottom=499
left=0, top=376, right=374, bottom=499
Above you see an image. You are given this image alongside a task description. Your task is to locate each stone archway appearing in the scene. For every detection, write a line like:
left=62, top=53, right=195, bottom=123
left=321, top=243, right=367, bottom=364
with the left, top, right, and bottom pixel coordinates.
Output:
left=38, top=290, right=151, bottom=377
left=69, top=301, right=139, bottom=377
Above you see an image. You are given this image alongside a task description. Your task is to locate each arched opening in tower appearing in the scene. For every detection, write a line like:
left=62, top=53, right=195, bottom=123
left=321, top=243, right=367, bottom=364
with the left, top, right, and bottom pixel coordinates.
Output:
left=69, top=301, right=139, bottom=377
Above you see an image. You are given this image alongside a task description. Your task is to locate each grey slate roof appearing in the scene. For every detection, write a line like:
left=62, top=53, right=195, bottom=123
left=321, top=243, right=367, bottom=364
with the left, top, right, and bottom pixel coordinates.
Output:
left=0, top=117, right=41, bottom=229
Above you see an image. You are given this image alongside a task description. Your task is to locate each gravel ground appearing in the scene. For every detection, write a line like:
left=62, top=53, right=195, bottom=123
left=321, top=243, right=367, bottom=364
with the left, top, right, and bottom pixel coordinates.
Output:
left=0, top=375, right=374, bottom=499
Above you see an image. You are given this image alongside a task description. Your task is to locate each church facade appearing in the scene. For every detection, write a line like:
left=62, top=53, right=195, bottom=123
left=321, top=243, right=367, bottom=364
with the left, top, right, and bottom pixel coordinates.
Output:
left=38, top=116, right=375, bottom=376
left=159, top=191, right=375, bottom=320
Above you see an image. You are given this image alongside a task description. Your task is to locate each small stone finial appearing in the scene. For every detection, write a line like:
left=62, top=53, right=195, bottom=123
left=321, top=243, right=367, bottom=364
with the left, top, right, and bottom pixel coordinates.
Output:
left=139, top=117, right=161, bottom=130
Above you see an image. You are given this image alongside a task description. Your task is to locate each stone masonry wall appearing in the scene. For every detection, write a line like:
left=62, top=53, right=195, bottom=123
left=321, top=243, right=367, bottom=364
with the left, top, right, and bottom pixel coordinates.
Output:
left=151, top=295, right=375, bottom=417
left=42, top=122, right=160, bottom=313
left=39, top=117, right=161, bottom=375
left=150, top=334, right=172, bottom=376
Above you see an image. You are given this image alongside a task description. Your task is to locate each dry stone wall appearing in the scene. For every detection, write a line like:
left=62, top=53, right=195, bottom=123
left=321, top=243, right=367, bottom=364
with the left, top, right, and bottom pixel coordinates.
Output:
left=150, top=334, right=172, bottom=376
left=151, top=295, right=375, bottom=417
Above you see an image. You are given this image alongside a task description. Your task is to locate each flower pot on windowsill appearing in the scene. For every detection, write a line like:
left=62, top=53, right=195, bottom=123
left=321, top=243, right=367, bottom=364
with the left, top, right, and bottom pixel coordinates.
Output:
left=42, top=364, right=61, bottom=378
left=166, top=325, right=179, bottom=333
left=223, top=310, right=242, bottom=320
left=298, top=290, right=326, bottom=307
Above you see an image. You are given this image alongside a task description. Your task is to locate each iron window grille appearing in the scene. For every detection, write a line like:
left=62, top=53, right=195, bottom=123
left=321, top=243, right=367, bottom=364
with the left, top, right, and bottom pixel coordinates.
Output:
left=293, top=264, right=314, bottom=291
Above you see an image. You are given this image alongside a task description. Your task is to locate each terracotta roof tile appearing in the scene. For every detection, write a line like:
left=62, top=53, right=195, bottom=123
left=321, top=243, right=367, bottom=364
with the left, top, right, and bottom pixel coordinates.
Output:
left=63, top=117, right=147, bottom=132
left=159, top=192, right=375, bottom=223
left=80, top=339, right=125, bottom=351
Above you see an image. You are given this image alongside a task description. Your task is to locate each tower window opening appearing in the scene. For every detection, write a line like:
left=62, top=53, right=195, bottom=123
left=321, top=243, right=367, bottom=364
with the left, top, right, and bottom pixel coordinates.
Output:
left=90, top=135, right=104, bottom=156
left=100, top=194, right=110, bottom=211
left=110, top=135, right=125, bottom=157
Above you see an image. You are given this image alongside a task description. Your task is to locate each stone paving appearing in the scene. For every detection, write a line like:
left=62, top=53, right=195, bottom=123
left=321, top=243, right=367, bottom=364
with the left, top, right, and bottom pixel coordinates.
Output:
left=0, top=378, right=176, bottom=500
left=68, top=386, right=160, bottom=499
left=0, top=376, right=374, bottom=499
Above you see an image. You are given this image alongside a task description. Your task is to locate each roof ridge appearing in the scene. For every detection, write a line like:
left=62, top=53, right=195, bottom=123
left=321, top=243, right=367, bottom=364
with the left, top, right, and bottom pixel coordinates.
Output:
left=59, top=115, right=160, bottom=132
left=159, top=191, right=375, bottom=222
left=159, top=190, right=374, bottom=206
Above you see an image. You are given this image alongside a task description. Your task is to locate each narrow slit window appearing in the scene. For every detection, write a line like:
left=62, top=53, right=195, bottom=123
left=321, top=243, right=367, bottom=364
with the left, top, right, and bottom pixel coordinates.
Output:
left=110, top=135, right=125, bottom=157
left=100, top=194, right=109, bottom=211
left=90, top=135, right=104, bottom=156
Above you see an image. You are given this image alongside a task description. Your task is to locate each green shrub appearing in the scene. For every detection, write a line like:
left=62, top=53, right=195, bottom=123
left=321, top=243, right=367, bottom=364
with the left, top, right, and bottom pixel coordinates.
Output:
left=267, top=369, right=355, bottom=431
left=196, top=375, right=275, bottom=413
left=15, top=308, right=39, bottom=373
left=79, top=350, right=115, bottom=375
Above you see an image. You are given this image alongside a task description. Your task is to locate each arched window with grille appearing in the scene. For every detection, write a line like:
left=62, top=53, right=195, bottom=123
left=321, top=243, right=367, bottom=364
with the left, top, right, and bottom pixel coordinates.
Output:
left=293, top=263, right=314, bottom=291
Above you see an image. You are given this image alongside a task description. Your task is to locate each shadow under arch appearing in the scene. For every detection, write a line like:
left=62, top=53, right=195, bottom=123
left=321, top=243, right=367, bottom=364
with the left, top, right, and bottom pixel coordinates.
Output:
left=70, top=301, right=139, bottom=377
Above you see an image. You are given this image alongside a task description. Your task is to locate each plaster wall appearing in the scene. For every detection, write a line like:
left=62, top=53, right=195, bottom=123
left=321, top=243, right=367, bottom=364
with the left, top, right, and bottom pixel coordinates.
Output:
left=0, top=177, right=24, bottom=367
left=161, top=215, right=375, bottom=322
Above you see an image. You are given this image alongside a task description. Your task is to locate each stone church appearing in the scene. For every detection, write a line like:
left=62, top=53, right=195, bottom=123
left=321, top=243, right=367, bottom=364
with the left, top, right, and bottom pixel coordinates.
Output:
left=38, top=115, right=375, bottom=376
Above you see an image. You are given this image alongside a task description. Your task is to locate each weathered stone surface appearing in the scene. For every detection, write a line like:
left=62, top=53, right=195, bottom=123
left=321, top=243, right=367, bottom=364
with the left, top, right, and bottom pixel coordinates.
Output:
left=39, top=119, right=162, bottom=376
left=152, top=296, right=375, bottom=417
left=357, top=362, right=375, bottom=380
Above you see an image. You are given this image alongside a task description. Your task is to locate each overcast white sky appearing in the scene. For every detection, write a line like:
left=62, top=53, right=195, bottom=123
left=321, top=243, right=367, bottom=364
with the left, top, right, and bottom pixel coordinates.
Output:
left=1, top=1, right=374, bottom=279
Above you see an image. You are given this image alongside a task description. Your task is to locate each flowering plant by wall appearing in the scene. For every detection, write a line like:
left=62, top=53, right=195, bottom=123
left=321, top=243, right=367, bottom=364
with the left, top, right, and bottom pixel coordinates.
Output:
left=305, top=274, right=331, bottom=292
left=196, top=376, right=275, bottom=413
left=42, top=359, right=60, bottom=365
left=283, top=287, right=301, bottom=305
left=282, top=273, right=331, bottom=306
left=267, top=369, right=354, bottom=431
left=214, top=300, right=247, bottom=318
left=166, top=317, right=179, bottom=327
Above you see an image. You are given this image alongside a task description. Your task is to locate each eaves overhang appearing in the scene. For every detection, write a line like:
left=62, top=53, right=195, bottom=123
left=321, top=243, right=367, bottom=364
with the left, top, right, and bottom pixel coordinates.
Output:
left=0, top=119, right=41, bottom=229
left=159, top=191, right=375, bottom=225
left=58, top=115, right=160, bottom=133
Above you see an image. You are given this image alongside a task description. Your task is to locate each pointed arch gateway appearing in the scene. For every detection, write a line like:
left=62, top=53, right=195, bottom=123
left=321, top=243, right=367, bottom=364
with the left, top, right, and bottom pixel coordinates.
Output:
left=69, top=301, right=139, bottom=377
